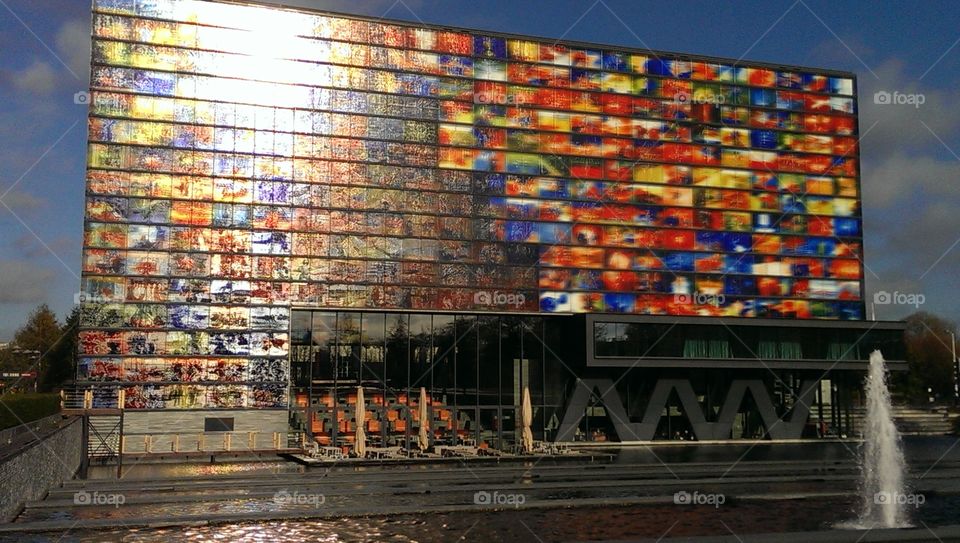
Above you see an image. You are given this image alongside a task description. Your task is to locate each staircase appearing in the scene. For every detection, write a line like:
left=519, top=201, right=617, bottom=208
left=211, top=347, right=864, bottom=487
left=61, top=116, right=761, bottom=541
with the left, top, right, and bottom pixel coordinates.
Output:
left=849, top=406, right=959, bottom=436
left=87, top=415, right=122, bottom=459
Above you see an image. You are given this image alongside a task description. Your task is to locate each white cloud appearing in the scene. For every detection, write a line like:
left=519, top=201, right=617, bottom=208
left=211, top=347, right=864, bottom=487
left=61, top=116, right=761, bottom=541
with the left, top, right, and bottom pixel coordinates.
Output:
left=850, top=57, right=960, bottom=322
left=0, top=190, right=46, bottom=214
left=858, top=59, right=960, bottom=156
left=0, top=260, right=58, bottom=304
left=55, top=18, right=91, bottom=80
left=11, top=60, right=58, bottom=95
left=861, top=152, right=960, bottom=209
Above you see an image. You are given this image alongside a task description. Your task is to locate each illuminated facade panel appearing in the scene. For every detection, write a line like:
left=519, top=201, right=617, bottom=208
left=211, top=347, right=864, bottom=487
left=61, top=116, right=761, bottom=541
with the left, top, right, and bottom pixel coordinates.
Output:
left=80, top=0, right=864, bottom=410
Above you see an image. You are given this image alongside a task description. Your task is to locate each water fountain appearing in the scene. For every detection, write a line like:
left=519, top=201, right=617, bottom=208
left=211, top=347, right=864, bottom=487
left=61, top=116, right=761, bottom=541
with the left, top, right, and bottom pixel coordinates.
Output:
left=854, top=349, right=910, bottom=528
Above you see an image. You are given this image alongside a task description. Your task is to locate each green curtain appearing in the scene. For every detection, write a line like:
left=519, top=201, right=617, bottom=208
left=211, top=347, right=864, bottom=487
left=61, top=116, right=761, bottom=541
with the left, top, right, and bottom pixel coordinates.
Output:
left=758, top=340, right=779, bottom=359
left=683, top=337, right=732, bottom=358
left=827, top=342, right=857, bottom=360
left=758, top=339, right=802, bottom=359
left=709, top=339, right=732, bottom=359
left=780, top=341, right=803, bottom=360
left=683, top=338, right=709, bottom=358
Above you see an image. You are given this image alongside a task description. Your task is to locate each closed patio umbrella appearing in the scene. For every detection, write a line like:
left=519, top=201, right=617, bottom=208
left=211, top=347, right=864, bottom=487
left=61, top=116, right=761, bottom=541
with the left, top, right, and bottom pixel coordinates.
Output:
left=521, top=386, right=534, bottom=454
left=355, top=386, right=366, bottom=458
left=418, top=386, right=429, bottom=452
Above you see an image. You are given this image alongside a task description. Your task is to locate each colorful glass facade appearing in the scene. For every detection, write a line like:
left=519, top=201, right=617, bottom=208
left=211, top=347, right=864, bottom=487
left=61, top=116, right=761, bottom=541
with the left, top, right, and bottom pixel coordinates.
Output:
left=79, top=0, right=864, bottom=409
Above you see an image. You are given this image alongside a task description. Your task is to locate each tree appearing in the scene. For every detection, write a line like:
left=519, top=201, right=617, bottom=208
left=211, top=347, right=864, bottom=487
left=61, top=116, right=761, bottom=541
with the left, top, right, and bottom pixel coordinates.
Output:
left=897, top=312, right=958, bottom=403
left=8, top=304, right=80, bottom=393
left=41, top=306, right=80, bottom=391
left=13, top=304, right=61, bottom=355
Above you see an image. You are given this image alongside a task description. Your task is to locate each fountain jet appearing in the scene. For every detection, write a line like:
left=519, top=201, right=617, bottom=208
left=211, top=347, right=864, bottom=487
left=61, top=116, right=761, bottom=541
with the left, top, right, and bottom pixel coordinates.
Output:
left=857, top=350, right=909, bottom=528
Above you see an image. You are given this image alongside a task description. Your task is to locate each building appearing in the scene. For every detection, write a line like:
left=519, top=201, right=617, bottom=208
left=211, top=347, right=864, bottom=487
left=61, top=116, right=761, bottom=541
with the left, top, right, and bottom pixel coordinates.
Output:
left=78, top=0, right=905, bottom=448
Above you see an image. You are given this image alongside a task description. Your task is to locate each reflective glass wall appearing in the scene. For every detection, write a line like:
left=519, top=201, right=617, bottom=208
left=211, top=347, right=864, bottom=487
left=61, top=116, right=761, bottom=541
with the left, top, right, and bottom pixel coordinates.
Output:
left=291, top=311, right=576, bottom=448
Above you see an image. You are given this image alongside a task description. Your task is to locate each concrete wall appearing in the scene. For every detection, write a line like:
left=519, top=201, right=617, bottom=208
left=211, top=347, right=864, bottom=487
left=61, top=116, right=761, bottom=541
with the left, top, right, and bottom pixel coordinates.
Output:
left=122, top=409, right=288, bottom=435
left=0, top=417, right=83, bottom=522
left=121, top=409, right=291, bottom=453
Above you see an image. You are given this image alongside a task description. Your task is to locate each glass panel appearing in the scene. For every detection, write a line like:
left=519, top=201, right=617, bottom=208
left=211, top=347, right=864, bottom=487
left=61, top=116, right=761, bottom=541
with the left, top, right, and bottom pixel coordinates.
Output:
left=360, top=312, right=385, bottom=383
left=337, top=313, right=360, bottom=382
left=523, top=317, right=544, bottom=440
left=432, top=314, right=456, bottom=445
left=479, top=407, right=500, bottom=450
left=383, top=312, right=409, bottom=445
left=289, top=310, right=312, bottom=388
left=290, top=310, right=311, bottom=344
left=477, top=316, right=500, bottom=406
left=500, top=316, right=521, bottom=407
left=409, top=314, right=432, bottom=390
left=312, top=312, right=337, bottom=381
left=384, top=313, right=409, bottom=393
left=454, top=315, right=478, bottom=444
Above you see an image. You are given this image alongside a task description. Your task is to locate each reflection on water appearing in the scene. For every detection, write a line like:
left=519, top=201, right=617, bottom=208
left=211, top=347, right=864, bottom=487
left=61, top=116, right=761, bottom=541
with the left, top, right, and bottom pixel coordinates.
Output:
left=17, top=499, right=867, bottom=543
left=88, top=460, right=303, bottom=480
left=12, top=437, right=960, bottom=542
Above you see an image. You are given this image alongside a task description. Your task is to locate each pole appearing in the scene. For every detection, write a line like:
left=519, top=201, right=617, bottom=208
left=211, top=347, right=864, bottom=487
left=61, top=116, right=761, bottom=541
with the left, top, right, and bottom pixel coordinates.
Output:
left=33, top=353, right=40, bottom=393
left=80, top=415, right=89, bottom=479
left=950, top=331, right=958, bottom=407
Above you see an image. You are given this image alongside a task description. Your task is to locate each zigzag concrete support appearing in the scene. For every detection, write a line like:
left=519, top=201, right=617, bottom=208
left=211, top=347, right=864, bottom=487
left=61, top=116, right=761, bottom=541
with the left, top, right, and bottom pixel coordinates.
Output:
left=556, top=377, right=818, bottom=442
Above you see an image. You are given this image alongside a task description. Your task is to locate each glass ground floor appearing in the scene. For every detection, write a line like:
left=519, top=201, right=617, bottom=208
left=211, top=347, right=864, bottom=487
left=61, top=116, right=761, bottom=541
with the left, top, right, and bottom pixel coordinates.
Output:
left=289, top=310, right=905, bottom=449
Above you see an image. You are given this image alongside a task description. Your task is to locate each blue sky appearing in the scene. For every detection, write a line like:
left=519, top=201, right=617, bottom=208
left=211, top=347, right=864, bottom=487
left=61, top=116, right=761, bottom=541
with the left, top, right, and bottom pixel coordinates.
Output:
left=0, top=0, right=958, bottom=338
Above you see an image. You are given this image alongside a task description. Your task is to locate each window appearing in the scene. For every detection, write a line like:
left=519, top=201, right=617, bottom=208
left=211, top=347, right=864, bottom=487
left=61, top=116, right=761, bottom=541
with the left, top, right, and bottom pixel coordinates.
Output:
left=204, top=417, right=234, bottom=432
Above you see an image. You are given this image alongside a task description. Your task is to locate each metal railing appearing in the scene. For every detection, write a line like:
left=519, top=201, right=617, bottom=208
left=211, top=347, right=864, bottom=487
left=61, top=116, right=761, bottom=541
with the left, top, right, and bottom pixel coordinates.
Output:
left=0, top=413, right=68, bottom=447
left=61, top=387, right=122, bottom=410
left=120, top=431, right=305, bottom=454
left=60, top=387, right=306, bottom=454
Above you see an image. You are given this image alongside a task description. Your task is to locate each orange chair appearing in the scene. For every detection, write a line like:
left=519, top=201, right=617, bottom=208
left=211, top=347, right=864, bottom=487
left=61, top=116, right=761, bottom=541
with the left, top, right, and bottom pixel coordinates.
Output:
left=394, top=420, right=406, bottom=432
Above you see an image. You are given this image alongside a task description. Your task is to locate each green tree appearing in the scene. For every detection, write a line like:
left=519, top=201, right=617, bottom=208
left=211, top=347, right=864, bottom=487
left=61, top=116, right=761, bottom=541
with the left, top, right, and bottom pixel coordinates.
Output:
left=897, top=312, right=958, bottom=403
left=11, top=304, right=62, bottom=392
left=13, top=304, right=60, bottom=353
left=41, top=306, right=80, bottom=391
